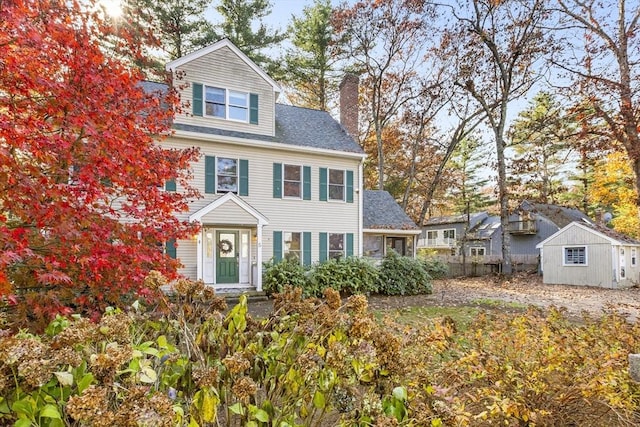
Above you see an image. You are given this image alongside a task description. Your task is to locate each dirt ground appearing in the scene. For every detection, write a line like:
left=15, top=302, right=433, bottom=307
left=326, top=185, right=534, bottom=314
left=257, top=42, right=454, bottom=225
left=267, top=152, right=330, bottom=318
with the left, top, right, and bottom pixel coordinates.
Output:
left=244, top=273, right=640, bottom=321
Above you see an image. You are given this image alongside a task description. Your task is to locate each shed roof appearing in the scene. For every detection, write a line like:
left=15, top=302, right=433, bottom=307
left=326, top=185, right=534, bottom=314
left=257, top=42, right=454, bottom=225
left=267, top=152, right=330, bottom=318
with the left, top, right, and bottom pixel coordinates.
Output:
left=363, top=190, right=419, bottom=232
left=536, top=221, right=640, bottom=248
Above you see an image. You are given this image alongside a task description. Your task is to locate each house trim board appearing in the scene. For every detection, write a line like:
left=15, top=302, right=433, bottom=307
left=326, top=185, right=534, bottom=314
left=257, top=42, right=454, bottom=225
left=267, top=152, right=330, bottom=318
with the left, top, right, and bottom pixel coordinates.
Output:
left=363, top=228, right=422, bottom=235
left=173, top=129, right=367, bottom=161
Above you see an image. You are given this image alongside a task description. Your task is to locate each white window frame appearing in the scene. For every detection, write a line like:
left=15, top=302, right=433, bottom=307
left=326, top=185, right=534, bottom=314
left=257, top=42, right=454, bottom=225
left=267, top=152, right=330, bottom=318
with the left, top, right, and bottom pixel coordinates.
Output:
left=563, top=246, right=587, bottom=266
left=470, top=247, right=485, bottom=256
left=443, top=229, right=456, bottom=245
left=632, top=248, right=637, bottom=266
left=328, top=169, right=345, bottom=201
left=329, top=233, right=345, bottom=260
left=204, top=86, right=249, bottom=122
left=283, top=164, right=302, bottom=199
left=426, top=230, right=438, bottom=245
left=217, top=157, right=238, bottom=193
left=283, top=231, right=303, bottom=264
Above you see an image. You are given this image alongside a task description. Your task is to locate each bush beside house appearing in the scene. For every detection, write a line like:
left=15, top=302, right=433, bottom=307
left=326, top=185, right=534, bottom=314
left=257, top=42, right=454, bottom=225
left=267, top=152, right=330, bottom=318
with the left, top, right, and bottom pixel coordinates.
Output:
left=263, top=253, right=445, bottom=297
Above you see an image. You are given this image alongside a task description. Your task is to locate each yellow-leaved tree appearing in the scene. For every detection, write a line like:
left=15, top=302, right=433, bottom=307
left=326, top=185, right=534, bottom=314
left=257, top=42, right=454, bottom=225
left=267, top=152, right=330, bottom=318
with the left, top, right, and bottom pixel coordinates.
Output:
left=590, top=151, right=640, bottom=238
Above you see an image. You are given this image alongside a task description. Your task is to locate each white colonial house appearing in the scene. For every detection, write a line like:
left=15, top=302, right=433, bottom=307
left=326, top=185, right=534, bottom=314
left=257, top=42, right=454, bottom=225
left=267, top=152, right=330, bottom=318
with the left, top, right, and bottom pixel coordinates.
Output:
left=146, top=39, right=370, bottom=292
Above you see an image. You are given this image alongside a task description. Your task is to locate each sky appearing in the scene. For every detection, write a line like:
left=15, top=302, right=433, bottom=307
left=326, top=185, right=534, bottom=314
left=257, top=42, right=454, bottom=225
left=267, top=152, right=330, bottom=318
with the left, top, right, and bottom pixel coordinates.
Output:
left=206, top=0, right=345, bottom=38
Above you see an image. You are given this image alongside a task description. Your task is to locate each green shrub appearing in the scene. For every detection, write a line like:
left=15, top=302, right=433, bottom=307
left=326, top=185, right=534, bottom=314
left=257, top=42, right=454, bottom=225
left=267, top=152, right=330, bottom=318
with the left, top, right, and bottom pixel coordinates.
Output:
left=378, top=251, right=432, bottom=295
left=420, top=256, right=449, bottom=279
left=262, top=258, right=308, bottom=295
left=308, top=257, right=379, bottom=296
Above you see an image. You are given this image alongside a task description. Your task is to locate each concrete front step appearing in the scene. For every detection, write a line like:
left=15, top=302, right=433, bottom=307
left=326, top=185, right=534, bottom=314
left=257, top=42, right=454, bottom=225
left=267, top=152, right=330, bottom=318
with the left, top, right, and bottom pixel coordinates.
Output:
left=216, top=288, right=269, bottom=303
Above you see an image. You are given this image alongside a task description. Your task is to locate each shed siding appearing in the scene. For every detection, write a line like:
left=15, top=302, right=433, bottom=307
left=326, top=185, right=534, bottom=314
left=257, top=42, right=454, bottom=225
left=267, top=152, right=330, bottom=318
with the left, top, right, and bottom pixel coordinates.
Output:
left=173, top=46, right=276, bottom=136
left=542, top=225, right=616, bottom=287
left=542, top=243, right=613, bottom=287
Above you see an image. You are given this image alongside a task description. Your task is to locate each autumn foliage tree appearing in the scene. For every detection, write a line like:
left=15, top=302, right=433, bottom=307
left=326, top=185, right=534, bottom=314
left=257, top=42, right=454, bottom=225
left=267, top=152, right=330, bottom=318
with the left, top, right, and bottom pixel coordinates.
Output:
left=0, top=0, right=200, bottom=326
left=445, top=0, right=548, bottom=274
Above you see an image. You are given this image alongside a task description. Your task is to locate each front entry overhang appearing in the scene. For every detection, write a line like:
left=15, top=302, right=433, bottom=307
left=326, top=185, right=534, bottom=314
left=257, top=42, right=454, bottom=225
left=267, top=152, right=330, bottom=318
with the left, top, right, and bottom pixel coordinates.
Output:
left=189, top=193, right=269, bottom=291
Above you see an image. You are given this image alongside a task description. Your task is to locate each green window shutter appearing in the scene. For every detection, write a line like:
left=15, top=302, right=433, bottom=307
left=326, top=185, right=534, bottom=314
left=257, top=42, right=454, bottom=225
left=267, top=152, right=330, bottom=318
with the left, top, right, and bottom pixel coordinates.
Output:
left=303, top=232, right=312, bottom=266
left=273, top=163, right=282, bottom=198
left=165, top=179, right=176, bottom=192
left=205, top=155, right=215, bottom=194
left=319, top=167, right=328, bottom=201
left=193, top=83, right=203, bottom=117
left=303, top=166, right=311, bottom=200
left=239, top=159, right=249, bottom=196
left=273, top=231, right=282, bottom=262
left=319, top=232, right=328, bottom=262
left=167, top=239, right=177, bottom=259
left=346, top=233, right=354, bottom=257
left=346, top=170, right=354, bottom=203
left=249, top=93, right=259, bottom=124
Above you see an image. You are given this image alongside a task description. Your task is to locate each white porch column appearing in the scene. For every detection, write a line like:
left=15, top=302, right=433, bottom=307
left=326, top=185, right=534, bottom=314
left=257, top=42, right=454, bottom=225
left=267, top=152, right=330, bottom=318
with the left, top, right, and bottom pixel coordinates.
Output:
left=256, top=224, right=263, bottom=291
left=196, top=228, right=203, bottom=281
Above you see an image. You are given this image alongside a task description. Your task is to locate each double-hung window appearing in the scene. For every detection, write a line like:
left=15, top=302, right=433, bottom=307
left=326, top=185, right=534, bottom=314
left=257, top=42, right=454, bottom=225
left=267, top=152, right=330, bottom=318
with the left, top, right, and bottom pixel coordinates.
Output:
left=426, top=231, right=437, bottom=245
left=329, top=233, right=344, bottom=259
left=329, top=169, right=345, bottom=201
left=284, top=165, right=302, bottom=198
left=205, top=155, right=249, bottom=196
left=201, top=86, right=250, bottom=122
left=273, top=231, right=311, bottom=265
left=217, top=158, right=238, bottom=193
left=284, top=232, right=302, bottom=262
left=564, top=246, right=586, bottom=265
left=228, top=91, right=248, bottom=121
left=443, top=229, right=456, bottom=245
left=273, top=163, right=311, bottom=199
left=319, top=167, right=353, bottom=202
left=205, top=87, right=226, bottom=118
left=319, top=232, right=354, bottom=262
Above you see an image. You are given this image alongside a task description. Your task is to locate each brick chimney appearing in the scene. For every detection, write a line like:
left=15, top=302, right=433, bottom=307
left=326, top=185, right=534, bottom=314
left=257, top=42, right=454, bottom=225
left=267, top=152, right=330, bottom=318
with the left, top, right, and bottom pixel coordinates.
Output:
left=339, top=73, right=359, bottom=141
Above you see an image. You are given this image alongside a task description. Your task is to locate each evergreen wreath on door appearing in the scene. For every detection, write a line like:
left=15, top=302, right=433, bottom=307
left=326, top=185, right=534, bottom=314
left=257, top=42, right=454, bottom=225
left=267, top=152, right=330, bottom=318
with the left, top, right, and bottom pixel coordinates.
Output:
left=218, top=239, right=233, bottom=255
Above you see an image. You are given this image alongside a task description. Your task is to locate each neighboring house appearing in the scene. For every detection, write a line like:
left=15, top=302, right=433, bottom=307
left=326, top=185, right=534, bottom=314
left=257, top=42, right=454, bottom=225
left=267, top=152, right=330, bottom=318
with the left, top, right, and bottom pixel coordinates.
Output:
left=536, top=221, right=640, bottom=288
left=362, top=190, right=421, bottom=259
left=419, top=211, right=498, bottom=255
left=154, top=39, right=367, bottom=291
left=419, top=201, right=594, bottom=259
left=508, top=200, right=593, bottom=256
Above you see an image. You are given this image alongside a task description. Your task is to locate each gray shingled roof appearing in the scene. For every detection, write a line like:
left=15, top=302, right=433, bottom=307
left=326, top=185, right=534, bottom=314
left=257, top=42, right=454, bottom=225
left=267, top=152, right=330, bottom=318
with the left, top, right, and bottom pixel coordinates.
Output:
left=423, top=211, right=488, bottom=227
left=363, top=190, right=419, bottom=231
left=580, top=221, right=640, bottom=245
left=520, top=201, right=593, bottom=228
left=141, top=82, right=363, bottom=155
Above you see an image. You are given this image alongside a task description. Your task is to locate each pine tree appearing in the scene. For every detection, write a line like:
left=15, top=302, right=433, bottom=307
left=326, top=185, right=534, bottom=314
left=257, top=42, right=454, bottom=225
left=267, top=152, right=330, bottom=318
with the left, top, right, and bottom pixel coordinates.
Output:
left=507, top=92, right=574, bottom=204
left=283, top=0, right=340, bottom=111
left=214, top=0, right=285, bottom=73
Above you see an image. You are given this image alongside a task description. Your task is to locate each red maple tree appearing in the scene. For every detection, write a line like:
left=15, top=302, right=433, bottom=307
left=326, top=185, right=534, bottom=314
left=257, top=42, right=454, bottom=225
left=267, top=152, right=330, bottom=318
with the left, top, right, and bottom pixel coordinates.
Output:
left=0, top=0, right=200, bottom=325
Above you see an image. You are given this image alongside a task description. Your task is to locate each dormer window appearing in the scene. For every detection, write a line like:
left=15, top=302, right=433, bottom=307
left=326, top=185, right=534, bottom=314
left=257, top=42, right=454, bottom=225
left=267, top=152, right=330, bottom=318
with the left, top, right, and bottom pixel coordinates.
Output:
left=205, top=87, right=225, bottom=118
left=205, top=87, right=248, bottom=122
left=193, top=83, right=258, bottom=124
